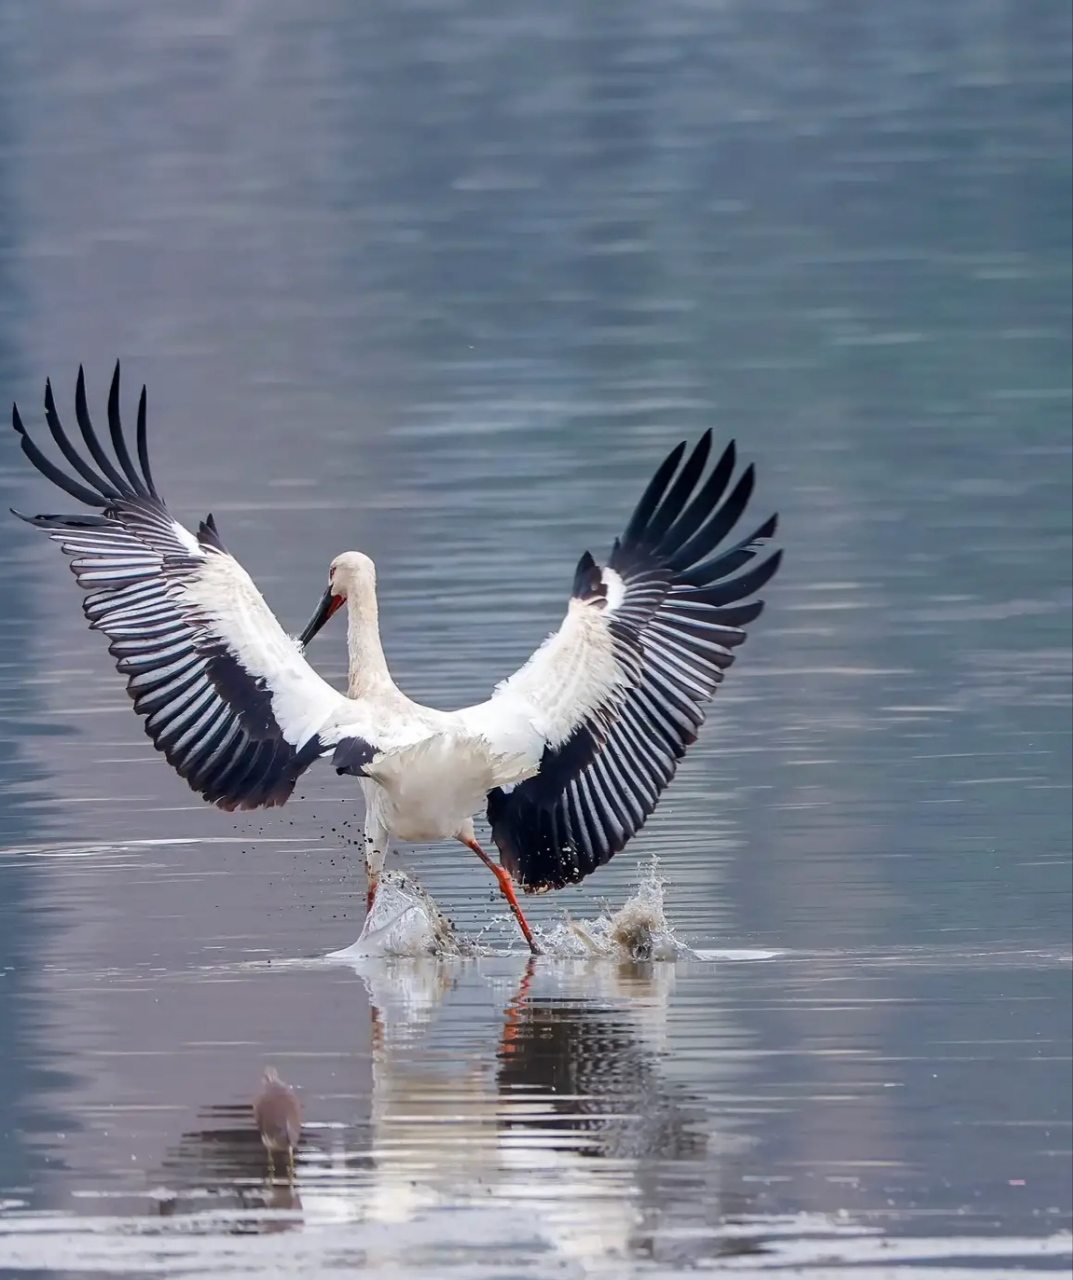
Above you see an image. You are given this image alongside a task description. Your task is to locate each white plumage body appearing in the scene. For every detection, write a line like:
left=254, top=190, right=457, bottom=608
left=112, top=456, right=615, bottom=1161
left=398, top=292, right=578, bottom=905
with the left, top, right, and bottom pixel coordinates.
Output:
left=362, top=733, right=539, bottom=844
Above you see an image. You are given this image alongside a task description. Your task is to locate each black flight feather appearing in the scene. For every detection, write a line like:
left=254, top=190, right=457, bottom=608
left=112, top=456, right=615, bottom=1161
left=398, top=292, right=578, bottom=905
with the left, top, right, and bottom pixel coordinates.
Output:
left=107, top=361, right=151, bottom=497
left=622, top=440, right=686, bottom=546
left=12, top=401, right=109, bottom=507
left=45, top=376, right=121, bottom=499
left=75, top=364, right=132, bottom=496
left=136, top=384, right=157, bottom=498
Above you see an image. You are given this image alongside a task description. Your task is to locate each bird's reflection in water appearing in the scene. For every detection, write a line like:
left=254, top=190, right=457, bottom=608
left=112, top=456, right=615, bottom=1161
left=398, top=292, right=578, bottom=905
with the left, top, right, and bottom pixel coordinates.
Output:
left=354, top=956, right=723, bottom=1266
left=498, top=960, right=707, bottom=1163
left=155, top=958, right=743, bottom=1262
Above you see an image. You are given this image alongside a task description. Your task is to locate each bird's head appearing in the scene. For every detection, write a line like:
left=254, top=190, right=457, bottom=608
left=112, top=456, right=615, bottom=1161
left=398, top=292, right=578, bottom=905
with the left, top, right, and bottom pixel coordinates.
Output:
left=299, top=551, right=377, bottom=646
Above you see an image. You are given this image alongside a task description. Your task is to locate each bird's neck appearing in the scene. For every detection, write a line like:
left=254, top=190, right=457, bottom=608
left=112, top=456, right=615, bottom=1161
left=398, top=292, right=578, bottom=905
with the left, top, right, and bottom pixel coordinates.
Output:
left=345, top=588, right=394, bottom=699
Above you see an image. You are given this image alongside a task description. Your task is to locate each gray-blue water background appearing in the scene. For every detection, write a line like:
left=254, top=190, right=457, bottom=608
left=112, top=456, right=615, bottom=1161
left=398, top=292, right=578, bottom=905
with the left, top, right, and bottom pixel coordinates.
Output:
left=0, top=3, right=1069, bottom=1276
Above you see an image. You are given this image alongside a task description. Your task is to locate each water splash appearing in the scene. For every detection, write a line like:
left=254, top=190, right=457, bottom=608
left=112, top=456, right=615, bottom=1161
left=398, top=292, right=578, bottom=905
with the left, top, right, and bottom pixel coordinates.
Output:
left=326, top=871, right=471, bottom=960
left=326, top=858, right=692, bottom=961
left=537, top=859, right=694, bottom=960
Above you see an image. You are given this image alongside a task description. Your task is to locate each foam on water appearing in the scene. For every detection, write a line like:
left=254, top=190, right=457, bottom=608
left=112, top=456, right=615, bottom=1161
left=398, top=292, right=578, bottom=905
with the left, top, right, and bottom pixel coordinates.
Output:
left=326, top=859, right=693, bottom=961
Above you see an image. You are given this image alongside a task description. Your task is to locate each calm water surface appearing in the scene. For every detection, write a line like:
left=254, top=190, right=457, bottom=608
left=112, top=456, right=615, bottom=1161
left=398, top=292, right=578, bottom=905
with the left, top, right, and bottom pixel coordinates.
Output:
left=0, top=3, right=1070, bottom=1276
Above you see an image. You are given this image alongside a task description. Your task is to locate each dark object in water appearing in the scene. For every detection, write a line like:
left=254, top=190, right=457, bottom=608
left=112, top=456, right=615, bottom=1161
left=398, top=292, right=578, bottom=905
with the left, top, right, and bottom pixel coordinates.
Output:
left=253, top=1066, right=301, bottom=1182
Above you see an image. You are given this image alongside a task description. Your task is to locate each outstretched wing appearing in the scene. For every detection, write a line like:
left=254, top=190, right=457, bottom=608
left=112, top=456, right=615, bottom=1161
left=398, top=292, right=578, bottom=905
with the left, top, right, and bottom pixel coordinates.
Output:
left=483, top=432, right=781, bottom=891
left=11, top=364, right=357, bottom=810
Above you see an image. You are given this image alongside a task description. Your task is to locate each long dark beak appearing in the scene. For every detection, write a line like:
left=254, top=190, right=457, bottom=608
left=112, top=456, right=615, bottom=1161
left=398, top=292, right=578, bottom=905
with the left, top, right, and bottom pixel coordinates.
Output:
left=299, top=587, right=343, bottom=647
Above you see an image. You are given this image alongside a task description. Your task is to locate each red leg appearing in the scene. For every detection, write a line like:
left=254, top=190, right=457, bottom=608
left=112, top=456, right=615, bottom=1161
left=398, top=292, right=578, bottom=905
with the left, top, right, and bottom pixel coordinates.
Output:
left=464, top=838, right=542, bottom=955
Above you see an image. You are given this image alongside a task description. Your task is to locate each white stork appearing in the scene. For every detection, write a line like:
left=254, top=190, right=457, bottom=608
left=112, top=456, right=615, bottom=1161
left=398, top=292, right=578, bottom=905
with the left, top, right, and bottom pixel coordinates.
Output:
left=11, top=365, right=781, bottom=953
